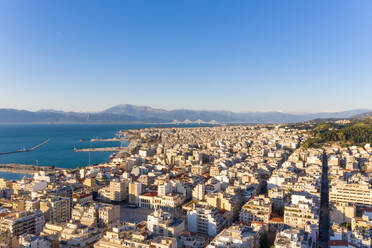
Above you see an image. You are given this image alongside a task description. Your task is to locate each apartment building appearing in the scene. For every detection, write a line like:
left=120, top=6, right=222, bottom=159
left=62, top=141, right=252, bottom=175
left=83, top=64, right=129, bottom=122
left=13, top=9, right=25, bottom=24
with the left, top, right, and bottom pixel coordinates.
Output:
left=138, top=193, right=185, bottom=215
left=147, top=209, right=185, bottom=237
left=284, top=194, right=319, bottom=229
left=98, top=204, right=120, bottom=227
left=0, top=210, right=45, bottom=236
left=187, top=204, right=227, bottom=237
left=128, top=182, right=143, bottom=205
left=206, top=224, right=262, bottom=248
left=18, top=234, right=50, bottom=248
left=192, top=184, right=205, bottom=201
left=40, top=196, right=71, bottom=224
left=239, top=195, right=271, bottom=224
left=109, top=179, right=129, bottom=202
left=205, top=192, right=242, bottom=220
left=329, top=181, right=372, bottom=206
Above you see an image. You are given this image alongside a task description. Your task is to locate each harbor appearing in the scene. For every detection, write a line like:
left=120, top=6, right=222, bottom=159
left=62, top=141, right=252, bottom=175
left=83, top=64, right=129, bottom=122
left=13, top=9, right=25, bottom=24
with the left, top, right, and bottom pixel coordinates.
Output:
left=74, top=147, right=127, bottom=152
left=0, top=139, right=50, bottom=155
left=90, top=138, right=127, bottom=142
left=0, top=163, right=56, bottom=175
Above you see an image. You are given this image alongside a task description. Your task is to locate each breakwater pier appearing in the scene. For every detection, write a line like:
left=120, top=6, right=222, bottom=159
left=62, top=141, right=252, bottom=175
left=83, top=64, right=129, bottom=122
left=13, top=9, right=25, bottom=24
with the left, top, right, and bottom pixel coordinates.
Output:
left=74, top=147, right=127, bottom=152
left=0, top=164, right=56, bottom=175
left=0, top=139, right=50, bottom=155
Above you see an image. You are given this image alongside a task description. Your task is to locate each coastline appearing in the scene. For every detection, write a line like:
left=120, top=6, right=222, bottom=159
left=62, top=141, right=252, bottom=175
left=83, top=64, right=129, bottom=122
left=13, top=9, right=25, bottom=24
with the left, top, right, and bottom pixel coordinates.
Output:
left=0, top=163, right=56, bottom=175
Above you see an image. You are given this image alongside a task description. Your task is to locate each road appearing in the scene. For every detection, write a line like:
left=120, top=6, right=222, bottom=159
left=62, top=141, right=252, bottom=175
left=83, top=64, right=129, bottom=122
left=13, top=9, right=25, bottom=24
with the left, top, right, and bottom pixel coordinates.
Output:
left=0, top=163, right=56, bottom=174
left=318, top=151, right=330, bottom=248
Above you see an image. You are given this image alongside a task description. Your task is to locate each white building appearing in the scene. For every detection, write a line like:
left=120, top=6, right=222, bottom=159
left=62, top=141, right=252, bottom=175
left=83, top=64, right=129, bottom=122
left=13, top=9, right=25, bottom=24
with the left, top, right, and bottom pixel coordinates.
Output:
left=206, top=224, right=262, bottom=248
left=187, top=204, right=227, bottom=237
left=192, top=184, right=205, bottom=201
left=147, top=209, right=185, bottom=237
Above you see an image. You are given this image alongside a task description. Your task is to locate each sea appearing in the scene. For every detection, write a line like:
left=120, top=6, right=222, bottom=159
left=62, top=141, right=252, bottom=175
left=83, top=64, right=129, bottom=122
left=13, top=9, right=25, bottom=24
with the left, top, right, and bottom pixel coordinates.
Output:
left=0, top=123, right=215, bottom=180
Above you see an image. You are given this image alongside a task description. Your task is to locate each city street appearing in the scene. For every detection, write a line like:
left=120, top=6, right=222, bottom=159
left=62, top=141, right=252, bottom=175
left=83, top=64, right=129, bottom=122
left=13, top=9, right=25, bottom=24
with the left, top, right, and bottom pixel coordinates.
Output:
left=318, top=152, right=330, bottom=248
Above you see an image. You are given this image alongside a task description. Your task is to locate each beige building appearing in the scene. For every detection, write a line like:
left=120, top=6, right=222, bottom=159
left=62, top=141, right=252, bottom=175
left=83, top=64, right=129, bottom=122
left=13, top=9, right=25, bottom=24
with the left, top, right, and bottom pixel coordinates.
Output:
left=94, top=223, right=177, bottom=248
left=40, top=196, right=71, bottom=224
left=329, top=181, right=372, bottom=206
left=138, top=193, right=185, bottom=215
left=0, top=210, right=45, bottom=236
left=98, top=204, right=120, bottom=227
left=25, top=199, right=40, bottom=212
left=109, top=179, right=129, bottom=202
left=187, top=204, right=228, bottom=237
left=192, top=184, right=205, bottom=201
left=191, top=164, right=208, bottom=176
left=239, top=195, right=271, bottom=224
left=12, top=198, right=26, bottom=211
left=210, top=166, right=222, bottom=177
left=0, top=178, right=12, bottom=189
left=129, top=182, right=143, bottom=205
left=83, top=177, right=97, bottom=191
left=207, top=224, right=262, bottom=248
left=147, top=209, right=185, bottom=238
left=71, top=204, right=97, bottom=227
left=284, top=205, right=318, bottom=229
left=42, top=221, right=101, bottom=247
left=205, top=192, right=242, bottom=220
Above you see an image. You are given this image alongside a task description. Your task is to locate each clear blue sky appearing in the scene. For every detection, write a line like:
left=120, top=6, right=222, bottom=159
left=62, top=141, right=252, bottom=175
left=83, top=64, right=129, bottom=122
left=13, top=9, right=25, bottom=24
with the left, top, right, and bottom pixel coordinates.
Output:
left=0, top=0, right=371, bottom=113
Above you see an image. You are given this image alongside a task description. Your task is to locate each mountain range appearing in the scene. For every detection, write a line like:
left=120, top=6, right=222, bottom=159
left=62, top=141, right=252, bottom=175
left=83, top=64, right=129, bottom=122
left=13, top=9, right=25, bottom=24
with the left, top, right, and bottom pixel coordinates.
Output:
left=0, top=104, right=370, bottom=124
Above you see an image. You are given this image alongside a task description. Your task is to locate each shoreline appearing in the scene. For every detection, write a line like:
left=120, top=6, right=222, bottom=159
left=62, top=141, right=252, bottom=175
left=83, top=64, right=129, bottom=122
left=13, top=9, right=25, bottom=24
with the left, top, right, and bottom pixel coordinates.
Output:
left=0, top=163, right=56, bottom=175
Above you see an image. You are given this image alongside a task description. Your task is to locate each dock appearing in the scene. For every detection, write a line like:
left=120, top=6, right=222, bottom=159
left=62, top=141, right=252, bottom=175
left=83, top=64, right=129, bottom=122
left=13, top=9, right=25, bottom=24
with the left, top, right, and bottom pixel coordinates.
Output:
left=74, top=147, right=127, bottom=152
left=0, top=163, right=56, bottom=174
left=0, top=139, right=50, bottom=155
left=90, top=138, right=127, bottom=142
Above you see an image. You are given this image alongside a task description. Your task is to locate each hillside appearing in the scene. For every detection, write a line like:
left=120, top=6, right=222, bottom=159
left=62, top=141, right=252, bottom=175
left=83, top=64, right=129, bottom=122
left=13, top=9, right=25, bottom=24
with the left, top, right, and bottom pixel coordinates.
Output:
left=0, top=105, right=370, bottom=124
left=302, top=118, right=372, bottom=148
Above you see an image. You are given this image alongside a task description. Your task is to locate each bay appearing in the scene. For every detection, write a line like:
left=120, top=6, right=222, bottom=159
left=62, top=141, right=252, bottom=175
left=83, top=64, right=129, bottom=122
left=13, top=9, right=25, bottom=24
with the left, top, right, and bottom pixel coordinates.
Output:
left=0, top=123, right=215, bottom=171
left=0, top=171, right=32, bottom=181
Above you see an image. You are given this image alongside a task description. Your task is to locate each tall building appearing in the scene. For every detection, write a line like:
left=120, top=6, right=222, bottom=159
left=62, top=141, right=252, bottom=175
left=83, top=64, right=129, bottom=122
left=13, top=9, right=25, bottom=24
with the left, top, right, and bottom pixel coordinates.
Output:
left=158, top=182, right=172, bottom=197
left=138, top=193, right=185, bottom=216
left=18, top=234, right=50, bottom=248
left=98, top=204, right=120, bottom=227
left=207, top=224, right=262, bottom=248
left=329, top=181, right=372, bottom=206
left=0, top=178, right=12, bottom=189
left=25, top=199, right=40, bottom=212
left=239, top=195, right=271, bottom=225
left=187, top=204, right=227, bottom=237
left=192, top=184, right=205, bottom=201
left=284, top=194, right=318, bottom=229
left=40, top=196, right=71, bottom=224
left=109, top=179, right=129, bottom=202
left=0, top=210, right=45, bottom=236
left=147, top=209, right=185, bottom=238
left=128, top=182, right=143, bottom=205
left=83, top=177, right=97, bottom=191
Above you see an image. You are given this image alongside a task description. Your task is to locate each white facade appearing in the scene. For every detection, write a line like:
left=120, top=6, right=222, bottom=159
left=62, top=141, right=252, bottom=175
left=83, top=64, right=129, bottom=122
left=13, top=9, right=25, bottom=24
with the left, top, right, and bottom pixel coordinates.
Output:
left=187, top=205, right=227, bottom=237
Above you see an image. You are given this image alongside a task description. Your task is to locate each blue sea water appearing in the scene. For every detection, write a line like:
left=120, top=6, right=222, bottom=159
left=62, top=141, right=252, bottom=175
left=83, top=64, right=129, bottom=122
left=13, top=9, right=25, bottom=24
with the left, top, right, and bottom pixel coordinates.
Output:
left=0, top=172, right=32, bottom=180
left=0, top=123, right=214, bottom=172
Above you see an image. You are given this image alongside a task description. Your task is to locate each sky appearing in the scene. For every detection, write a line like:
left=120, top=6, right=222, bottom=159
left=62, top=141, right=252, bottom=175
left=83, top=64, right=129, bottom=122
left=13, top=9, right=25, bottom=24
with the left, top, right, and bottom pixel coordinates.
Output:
left=0, top=0, right=371, bottom=113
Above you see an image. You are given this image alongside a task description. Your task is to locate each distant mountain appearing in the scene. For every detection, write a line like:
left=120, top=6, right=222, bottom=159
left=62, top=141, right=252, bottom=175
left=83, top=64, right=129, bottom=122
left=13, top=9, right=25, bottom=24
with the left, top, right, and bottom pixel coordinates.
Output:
left=350, top=111, right=372, bottom=119
left=0, top=105, right=370, bottom=124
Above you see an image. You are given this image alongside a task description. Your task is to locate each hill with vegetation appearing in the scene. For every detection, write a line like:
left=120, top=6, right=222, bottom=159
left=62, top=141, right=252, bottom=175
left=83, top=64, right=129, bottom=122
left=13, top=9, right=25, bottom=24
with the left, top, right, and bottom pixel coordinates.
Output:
left=302, top=118, right=372, bottom=148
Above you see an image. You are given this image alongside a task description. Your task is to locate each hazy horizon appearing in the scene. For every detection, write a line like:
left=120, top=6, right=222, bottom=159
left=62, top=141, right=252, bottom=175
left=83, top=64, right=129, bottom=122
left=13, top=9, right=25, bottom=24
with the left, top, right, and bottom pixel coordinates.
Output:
left=1, top=1, right=372, bottom=113
left=1, top=103, right=371, bottom=115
